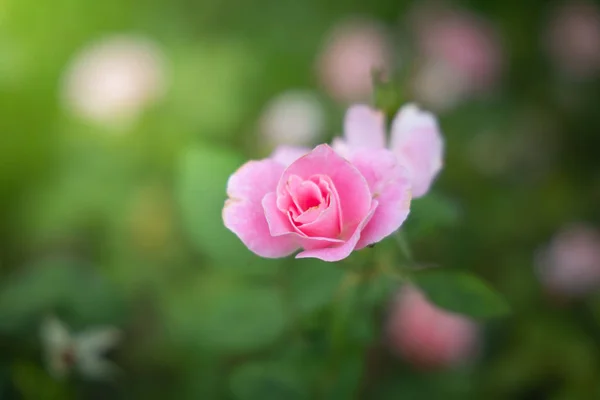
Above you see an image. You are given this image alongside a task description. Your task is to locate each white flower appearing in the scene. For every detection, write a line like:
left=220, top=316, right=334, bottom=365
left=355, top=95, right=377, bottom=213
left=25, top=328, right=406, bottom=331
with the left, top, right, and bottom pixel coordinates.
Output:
left=40, top=316, right=121, bottom=380
left=61, top=34, right=167, bottom=128
left=259, top=90, right=325, bottom=147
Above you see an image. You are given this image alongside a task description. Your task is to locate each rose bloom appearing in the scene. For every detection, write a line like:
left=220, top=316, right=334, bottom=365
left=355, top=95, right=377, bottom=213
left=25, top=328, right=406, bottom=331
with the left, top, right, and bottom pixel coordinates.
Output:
left=333, top=104, right=443, bottom=198
left=259, top=90, right=325, bottom=148
left=544, top=0, right=600, bottom=79
left=535, top=224, right=600, bottom=298
left=223, top=143, right=411, bottom=262
left=387, top=286, right=480, bottom=369
left=316, top=18, right=393, bottom=103
left=62, top=35, right=166, bottom=127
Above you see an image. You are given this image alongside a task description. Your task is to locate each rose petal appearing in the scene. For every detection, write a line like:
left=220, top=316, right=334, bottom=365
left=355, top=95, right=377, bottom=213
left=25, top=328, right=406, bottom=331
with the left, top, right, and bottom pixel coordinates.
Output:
left=278, top=144, right=372, bottom=238
left=296, top=200, right=378, bottom=262
left=344, top=104, right=387, bottom=150
left=270, top=145, right=311, bottom=167
left=263, top=192, right=344, bottom=251
left=390, top=104, right=443, bottom=198
left=349, top=149, right=412, bottom=249
left=223, top=160, right=299, bottom=258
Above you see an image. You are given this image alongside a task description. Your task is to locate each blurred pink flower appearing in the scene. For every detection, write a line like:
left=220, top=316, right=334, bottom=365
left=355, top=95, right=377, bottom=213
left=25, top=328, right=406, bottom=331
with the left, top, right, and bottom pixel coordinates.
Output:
left=259, top=90, right=325, bottom=147
left=333, top=103, right=443, bottom=197
left=545, top=1, right=600, bottom=78
left=223, top=144, right=411, bottom=261
left=536, top=224, right=600, bottom=297
left=387, top=286, right=480, bottom=369
left=316, top=18, right=393, bottom=103
left=62, top=35, right=167, bottom=128
left=410, top=6, right=502, bottom=109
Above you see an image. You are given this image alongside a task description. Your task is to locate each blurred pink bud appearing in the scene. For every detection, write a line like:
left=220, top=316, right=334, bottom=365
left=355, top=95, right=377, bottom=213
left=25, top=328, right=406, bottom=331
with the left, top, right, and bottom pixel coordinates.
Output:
left=259, top=90, right=325, bottom=147
left=545, top=1, right=600, bottom=79
left=410, top=6, right=502, bottom=109
left=62, top=35, right=167, bottom=128
left=536, top=224, right=600, bottom=297
left=316, top=18, right=393, bottom=103
left=387, top=286, right=480, bottom=369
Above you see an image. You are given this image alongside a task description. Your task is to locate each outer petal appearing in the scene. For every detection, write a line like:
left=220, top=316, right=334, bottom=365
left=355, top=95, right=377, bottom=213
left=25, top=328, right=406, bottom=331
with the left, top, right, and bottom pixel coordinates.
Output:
left=344, top=105, right=387, bottom=150
left=390, top=104, right=443, bottom=197
left=296, top=200, right=378, bottom=262
left=223, top=160, right=299, bottom=258
left=278, top=144, right=372, bottom=238
left=270, top=145, right=311, bottom=167
left=350, top=149, right=412, bottom=249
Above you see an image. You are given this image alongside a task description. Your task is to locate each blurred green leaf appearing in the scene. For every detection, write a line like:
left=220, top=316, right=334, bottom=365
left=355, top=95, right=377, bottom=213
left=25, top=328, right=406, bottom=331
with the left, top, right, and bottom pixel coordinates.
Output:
left=229, top=361, right=308, bottom=400
left=322, top=349, right=364, bottom=400
left=288, top=260, right=345, bottom=316
left=412, top=270, right=510, bottom=319
left=0, top=259, right=124, bottom=332
left=404, top=193, right=461, bottom=240
left=164, top=274, right=288, bottom=353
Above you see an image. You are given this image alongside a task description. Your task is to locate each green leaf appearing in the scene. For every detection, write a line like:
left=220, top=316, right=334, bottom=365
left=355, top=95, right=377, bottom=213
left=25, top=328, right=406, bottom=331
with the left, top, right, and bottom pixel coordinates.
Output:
left=176, top=146, right=281, bottom=275
left=229, top=361, right=308, bottom=400
left=412, top=270, right=510, bottom=319
left=321, top=349, right=364, bottom=400
left=164, top=274, right=288, bottom=353
left=404, top=193, right=460, bottom=239
left=287, top=260, right=345, bottom=316
left=0, top=259, right=124, bottom=332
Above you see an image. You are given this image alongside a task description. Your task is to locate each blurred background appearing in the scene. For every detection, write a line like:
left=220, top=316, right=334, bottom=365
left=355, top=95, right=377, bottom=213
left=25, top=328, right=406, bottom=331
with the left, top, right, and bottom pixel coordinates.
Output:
left=1, top=0, right=600, bottom=398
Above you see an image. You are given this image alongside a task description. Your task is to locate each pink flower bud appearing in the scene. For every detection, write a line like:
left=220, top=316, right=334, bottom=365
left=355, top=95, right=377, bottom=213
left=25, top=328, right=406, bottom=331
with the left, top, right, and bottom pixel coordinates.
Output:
left=387, top=286, right=480, bottom=369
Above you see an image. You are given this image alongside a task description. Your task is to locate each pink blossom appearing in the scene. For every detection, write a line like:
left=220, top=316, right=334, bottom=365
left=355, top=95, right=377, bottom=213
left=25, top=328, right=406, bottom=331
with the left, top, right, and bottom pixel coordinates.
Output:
left=223, top=144, right=411, bottom=261
left=333, top=104, right=443, bottom=198
left=410, top=6, right=502, bottom=109
left=316, top=18, right=393, bottom=103
left=536, top=224, right=600, bottom=297
left=545, top=1, right=600, bottom=79
left=387, top=286, right=480, bottom=369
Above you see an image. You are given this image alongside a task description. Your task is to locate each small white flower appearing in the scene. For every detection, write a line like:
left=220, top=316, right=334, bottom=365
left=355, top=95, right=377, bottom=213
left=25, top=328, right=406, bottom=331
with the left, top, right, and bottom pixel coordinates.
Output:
left=40, top=316, right=121, bottom=380
left=61, top=34, right=167, bottom=129
left=259, top=90, right=325, bottom=148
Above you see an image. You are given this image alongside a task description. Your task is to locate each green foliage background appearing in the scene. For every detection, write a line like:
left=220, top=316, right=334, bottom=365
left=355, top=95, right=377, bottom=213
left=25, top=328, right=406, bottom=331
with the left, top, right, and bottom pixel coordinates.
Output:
left=1, top=0, right=600, bottom=398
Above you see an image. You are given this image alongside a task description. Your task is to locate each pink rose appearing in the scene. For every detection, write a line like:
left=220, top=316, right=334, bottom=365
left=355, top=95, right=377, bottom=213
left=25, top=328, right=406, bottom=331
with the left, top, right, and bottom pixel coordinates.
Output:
left=333, top=104, right=443, bottom=198
left=223, top=144, right=411, bottom=261
left=387, top=286, right=480, bottom=369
